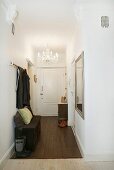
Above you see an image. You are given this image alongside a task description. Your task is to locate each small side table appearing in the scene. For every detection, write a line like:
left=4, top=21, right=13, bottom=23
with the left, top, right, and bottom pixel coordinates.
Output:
left=58, top=103, right=68, bottom=127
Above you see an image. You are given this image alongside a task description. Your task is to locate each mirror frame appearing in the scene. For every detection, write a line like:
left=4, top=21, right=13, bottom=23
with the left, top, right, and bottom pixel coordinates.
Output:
left=75, top=51, right=84, bottom=119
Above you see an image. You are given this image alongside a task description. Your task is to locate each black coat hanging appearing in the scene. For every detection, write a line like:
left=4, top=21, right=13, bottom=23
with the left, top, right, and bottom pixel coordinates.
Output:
left=22, top=69, right=30, bottom=107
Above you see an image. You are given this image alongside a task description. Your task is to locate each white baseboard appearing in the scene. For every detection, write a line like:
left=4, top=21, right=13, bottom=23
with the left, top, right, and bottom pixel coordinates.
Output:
left=0, top=143, right=15, bottom=170
left=71, top=126, right=85, bottom=158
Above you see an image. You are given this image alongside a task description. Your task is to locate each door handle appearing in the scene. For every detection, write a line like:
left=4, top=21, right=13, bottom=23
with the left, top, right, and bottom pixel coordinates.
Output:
left=40, top=93, right=43, bottom=95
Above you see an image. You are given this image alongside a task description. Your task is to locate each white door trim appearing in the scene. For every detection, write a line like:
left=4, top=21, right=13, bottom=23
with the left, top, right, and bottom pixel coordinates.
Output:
left=36, top=68, right=66, bottom=116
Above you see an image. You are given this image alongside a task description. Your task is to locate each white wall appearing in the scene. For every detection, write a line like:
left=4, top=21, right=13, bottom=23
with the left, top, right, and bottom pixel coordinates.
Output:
left=0, top=0, right=33, bottom=165
left=66, top=28, right=85, bottom=149
left=67, top=0, right=114, bottom=161
left=66, top=24, right=85, bottom=152
left=81, top=1, right=114, bottom=160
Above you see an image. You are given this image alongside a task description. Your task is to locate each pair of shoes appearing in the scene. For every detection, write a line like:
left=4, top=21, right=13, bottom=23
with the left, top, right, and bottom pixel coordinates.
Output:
left=58, top=120, right=67, bottom=128
left=16, top=150, right=31, bottom=158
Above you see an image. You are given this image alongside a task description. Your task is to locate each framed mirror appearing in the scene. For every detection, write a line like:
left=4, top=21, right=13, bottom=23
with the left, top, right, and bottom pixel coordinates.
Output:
left=75, top=52, right=84, bottom=119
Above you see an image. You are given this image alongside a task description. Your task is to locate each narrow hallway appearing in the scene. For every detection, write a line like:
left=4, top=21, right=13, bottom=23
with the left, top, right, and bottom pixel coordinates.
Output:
left=13, top=116, right=82, bottom=159
left=0, top=0, right=114, bottom=169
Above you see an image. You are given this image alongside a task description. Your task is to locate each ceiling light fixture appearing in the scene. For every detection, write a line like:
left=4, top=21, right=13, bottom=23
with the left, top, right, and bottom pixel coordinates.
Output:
left=38, top=45, right=59, bottom=62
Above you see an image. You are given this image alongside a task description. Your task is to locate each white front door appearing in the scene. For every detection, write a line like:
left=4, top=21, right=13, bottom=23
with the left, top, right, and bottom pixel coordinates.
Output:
left=36, top=68, right=66, bottom=116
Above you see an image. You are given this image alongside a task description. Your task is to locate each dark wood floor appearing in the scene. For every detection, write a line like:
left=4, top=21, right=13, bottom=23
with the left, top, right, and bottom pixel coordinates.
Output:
left=12, top=116, right=82, bottom=159
left=29, top=116, right=82, bottom=159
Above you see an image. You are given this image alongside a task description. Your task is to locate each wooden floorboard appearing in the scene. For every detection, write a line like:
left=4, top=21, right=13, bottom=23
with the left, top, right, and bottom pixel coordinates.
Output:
left=13, top=116, right=82, bottom=159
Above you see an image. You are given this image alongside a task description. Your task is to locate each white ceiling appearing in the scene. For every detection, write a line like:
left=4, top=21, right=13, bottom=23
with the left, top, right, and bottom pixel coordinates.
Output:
left=14, top=0, right=77, bottom=53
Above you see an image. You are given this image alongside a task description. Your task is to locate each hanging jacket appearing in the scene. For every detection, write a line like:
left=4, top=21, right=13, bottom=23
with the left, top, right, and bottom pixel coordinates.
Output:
left=16, top=68, right=30, bottom=109
left=22, top=69, right=30, bottom=107
left=16, top=67, right=24, bottom=109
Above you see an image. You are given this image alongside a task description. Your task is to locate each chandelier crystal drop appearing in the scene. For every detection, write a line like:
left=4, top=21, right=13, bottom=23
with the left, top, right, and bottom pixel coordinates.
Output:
left=38, top=46, right=59, bottom=62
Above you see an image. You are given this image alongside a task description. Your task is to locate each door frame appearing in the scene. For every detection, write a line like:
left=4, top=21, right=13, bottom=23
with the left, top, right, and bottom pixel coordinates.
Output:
left=36, top=66, right=66, bottom=116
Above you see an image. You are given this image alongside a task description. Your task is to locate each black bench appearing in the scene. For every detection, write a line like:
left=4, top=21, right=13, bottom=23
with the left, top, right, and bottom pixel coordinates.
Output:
left=14, top=111, right=41, bottom=151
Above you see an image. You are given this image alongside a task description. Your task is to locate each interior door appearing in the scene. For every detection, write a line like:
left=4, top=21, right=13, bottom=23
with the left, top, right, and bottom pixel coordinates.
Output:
left=37, top=68, right=66, bottom=116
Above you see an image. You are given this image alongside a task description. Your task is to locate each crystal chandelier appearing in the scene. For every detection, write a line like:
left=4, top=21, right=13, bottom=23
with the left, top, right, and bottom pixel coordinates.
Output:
left=38, top=46, right=59, bottom=62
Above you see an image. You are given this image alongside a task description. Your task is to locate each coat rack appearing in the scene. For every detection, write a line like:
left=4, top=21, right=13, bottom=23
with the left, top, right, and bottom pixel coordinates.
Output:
left=10, top=61, right=19, bottom=68
left=10, top=62, right=24, bottom=69
left=10, top=59, right=34, bottom=68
